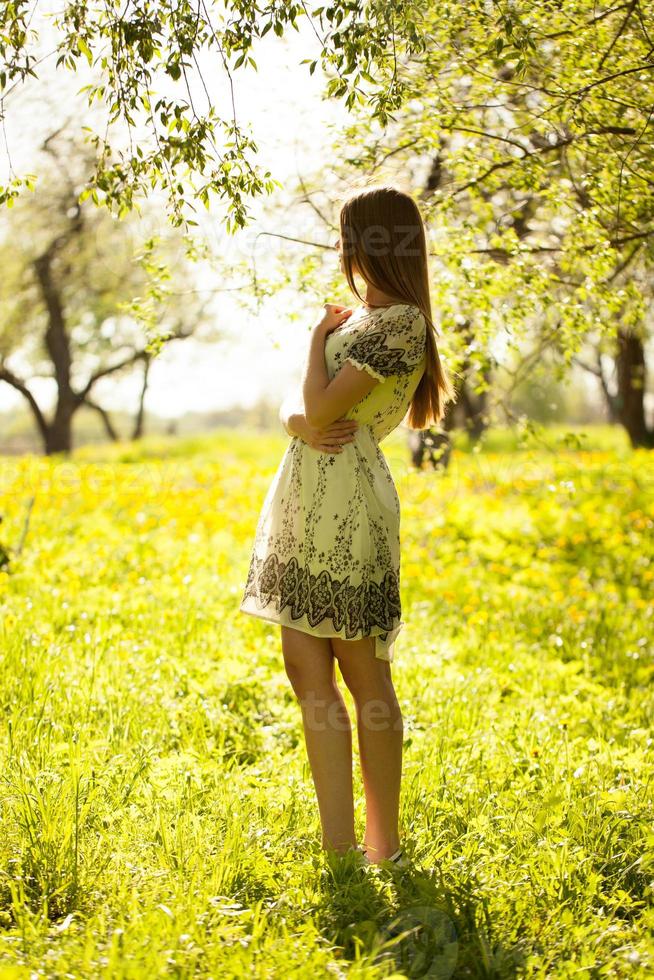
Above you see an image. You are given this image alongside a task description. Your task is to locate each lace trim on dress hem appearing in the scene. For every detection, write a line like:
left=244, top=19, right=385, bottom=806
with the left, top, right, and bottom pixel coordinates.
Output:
left=241, top=552, right=401, bottom=636
left=345, top=355, right=386, bottom=383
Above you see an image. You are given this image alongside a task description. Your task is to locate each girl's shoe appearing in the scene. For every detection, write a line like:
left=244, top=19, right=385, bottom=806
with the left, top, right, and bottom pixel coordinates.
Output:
left=383, top=846, right=408, bottom=868
left=365, top=845, right=408, bottom=868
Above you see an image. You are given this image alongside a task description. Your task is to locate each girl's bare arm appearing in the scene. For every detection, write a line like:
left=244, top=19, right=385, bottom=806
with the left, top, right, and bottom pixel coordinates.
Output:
left=279, top=384, right=358, bottom=450
left=278, top=385, right=305, bottom=437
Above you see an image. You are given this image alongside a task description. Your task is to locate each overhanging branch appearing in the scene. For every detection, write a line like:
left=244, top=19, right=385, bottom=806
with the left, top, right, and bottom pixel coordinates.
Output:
left=0, top=363, right=49, bottom=442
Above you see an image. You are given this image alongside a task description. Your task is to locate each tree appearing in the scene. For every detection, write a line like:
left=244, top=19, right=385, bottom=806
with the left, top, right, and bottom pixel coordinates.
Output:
left=326, top=0, right=654, bottom=446
left=0, top=131, right=207, bottom=454
left=0, top=2, right=427, bottom=226
left=211, top=1, right=653, bottom=451
left=6, top=3, right=651, bottom=446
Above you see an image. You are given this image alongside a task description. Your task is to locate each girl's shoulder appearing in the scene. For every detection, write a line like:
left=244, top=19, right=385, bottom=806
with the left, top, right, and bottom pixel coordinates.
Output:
left=357, top=303, right=425, bottom=335
left=352, top=302, right=422, bottom=327
left=331, top=303, right=423, bottom=346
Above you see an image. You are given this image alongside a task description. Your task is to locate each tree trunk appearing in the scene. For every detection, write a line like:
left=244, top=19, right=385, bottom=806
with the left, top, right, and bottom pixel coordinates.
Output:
left=458, top=379, right=489, bottom=444
left=34, top=248, right=76, bottom=455
left=407, top=384, right=459, bottom=470
left=596, top=349, right=620, bottom=424
left=615, top=327, right=653, bottom=448
left=43, top=401, right=75, bottom=454
left=132, top=353, right=151, bottom=440
left=455, top=319, right=491, bottom=444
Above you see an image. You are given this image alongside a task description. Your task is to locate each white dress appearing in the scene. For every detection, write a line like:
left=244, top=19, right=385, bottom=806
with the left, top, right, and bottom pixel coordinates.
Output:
left=239, top=302, right=427, bottom=662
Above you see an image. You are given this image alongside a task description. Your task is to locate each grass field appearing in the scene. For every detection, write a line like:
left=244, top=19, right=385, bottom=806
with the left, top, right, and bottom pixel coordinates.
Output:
left=0, top=424, right=652, bottom=978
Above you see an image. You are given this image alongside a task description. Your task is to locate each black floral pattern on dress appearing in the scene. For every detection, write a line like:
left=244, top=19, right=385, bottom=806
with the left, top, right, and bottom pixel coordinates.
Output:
left=346, top=330, right=417, bottom=378
left=340, top=304, right=427, bottom=384
left=243, top=552, right=401, bottom=637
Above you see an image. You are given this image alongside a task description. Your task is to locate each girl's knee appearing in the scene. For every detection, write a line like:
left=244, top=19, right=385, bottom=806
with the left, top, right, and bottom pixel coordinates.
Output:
left=282, top=654, right=313, bottom=697
left=282, top=649, right=336, bottom=702
left=338, top=667, right=401, bottom=726
left=332, top=645, right=396, bottom=703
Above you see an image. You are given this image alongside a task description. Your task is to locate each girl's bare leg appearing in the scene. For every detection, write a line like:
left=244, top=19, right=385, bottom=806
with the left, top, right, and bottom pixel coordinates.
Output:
left=281, top=625, right=356, bottom=854
left=330, top=635, right=403, bottom=863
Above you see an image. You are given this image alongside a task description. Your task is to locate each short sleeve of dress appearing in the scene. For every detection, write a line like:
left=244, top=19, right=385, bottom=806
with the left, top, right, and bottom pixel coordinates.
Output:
left=344, top=305, right=427, bottom=382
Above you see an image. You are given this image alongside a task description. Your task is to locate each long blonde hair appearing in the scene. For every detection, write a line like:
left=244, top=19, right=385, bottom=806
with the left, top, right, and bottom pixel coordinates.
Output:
left=339, top=185, right=456, bottom=428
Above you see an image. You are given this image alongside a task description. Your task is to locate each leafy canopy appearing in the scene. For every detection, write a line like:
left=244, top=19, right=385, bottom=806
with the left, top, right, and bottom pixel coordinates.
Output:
left=0, top=1, right=426, bottom=227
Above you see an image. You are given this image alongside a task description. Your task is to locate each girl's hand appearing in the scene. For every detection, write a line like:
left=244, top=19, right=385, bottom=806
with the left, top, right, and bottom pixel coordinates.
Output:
left=294, top=413, right=359, bottom=454
left=315, top=303, right=353, bottom=337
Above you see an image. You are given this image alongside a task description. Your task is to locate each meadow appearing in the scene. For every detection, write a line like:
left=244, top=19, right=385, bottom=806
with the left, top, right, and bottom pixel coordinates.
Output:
left=0, top=424, right=652, bottom=978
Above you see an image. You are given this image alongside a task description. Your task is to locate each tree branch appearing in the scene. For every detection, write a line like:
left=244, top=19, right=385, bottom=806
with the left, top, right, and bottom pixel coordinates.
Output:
left=74, top=348, right=150, bottom=404
left=536, top=3, right=633, bottom=40
left=74, top=325, right=194, bottom=404
left=572, top=60, right=654, bottom=98
left=450, top=136, right=575, bottom=198
left=597, top=0, right=639, bottom=71
left=449, top=125, right=639, bottom=199
left=0, top=364, right=50, bottom=443
left=83, top=396, right=119, bottom=441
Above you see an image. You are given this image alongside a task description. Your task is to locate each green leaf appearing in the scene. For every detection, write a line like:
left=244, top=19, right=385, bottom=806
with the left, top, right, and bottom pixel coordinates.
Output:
left=78, top=37, right=92, bottom=65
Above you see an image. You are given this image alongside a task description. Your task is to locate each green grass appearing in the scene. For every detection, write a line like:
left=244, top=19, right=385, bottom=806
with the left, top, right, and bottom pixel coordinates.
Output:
left=0, top=425, right=652, bottom=978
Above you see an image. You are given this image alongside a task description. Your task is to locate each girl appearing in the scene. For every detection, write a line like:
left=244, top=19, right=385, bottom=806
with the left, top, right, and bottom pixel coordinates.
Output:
left=240, top=184, right=455, bottom=867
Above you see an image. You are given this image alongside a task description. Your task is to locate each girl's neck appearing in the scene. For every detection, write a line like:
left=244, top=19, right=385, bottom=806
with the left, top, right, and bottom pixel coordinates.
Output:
left=363, top=282, right=401, bottom=309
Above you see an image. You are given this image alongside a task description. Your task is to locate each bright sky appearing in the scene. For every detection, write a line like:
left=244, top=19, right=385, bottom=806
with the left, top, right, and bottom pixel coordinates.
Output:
left=0, top=10, right=352, bottom=418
